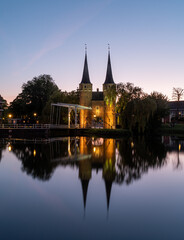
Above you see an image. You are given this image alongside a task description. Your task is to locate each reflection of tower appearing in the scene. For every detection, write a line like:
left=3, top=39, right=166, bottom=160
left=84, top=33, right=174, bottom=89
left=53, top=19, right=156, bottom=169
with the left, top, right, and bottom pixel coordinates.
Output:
left=103, top=47, right=116, bottom=129
left=103, top=139, right=116, bottom=210
left=79, top=159, right=91, bottom=209
left=79, top=47, right=92, bottom=128
left=79, top=137, right=92, bottom=209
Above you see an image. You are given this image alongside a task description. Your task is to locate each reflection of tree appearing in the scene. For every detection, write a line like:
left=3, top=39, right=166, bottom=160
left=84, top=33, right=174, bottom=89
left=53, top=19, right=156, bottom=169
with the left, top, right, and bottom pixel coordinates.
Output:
left=11, top=140, right=76, bottom=181
left=166, top=139, right=183, bottom=170
left=115, top=137, right=167, bottom=185
left=0, top=140, right=6, bottom=162
left=9, top=136, right=168, bottom=186
left=11, top=143, right=55, bottom=180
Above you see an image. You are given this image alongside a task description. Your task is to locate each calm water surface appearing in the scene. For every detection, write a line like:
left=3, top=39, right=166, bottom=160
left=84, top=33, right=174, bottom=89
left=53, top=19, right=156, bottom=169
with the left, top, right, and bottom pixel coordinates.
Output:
left=0, top=136, right=184, bottom=240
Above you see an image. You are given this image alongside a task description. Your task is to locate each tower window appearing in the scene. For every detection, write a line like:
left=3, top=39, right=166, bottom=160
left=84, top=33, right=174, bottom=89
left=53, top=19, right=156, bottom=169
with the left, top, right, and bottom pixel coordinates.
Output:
left=84, top=85, right=86, bottom=89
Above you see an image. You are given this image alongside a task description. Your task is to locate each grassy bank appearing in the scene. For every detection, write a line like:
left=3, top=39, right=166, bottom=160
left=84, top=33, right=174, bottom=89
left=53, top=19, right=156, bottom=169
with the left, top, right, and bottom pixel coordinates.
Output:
left=158, top=124, right=184, bottom=136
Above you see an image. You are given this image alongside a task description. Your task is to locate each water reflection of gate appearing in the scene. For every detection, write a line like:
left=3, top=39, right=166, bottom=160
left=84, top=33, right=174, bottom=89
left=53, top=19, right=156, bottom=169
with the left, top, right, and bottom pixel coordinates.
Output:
left=49, top=137, right=116, bottom=209
left=8, top=136, right=168, bottom=212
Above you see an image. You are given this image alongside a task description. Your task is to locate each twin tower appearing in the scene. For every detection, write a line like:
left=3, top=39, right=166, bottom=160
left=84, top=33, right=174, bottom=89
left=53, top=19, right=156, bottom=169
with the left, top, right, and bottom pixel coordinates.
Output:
left=79, top=49, right=116, bottom=129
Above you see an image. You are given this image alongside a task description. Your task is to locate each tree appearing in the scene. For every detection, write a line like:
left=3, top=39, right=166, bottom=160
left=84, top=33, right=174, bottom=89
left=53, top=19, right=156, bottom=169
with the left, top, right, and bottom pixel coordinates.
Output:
left=116, top=83, right=168, bottom=134
left=172, top=87, right=184, bottom=102
left=0, top=95, right=8, bottom=122
left=148, top=92, right=169, bottom=129
left=42, top=89, right=79, bottom=123
left=123, top=97, right=157, bottom=133
left=172, top=87, right=184, bottom=119
left=116, top=82, right=144, bottom=126
left=9, top=75, right=59, bottom=122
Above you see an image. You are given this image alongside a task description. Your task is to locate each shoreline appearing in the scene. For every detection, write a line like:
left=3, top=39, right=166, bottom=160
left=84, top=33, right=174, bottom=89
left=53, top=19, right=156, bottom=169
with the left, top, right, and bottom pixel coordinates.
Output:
left=1, top=124, right=184, bottom=139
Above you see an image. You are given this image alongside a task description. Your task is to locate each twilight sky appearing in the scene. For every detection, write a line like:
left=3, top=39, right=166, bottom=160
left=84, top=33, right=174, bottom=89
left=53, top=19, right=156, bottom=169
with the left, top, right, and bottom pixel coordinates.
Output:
left=1, top=0, right=184, bottom=103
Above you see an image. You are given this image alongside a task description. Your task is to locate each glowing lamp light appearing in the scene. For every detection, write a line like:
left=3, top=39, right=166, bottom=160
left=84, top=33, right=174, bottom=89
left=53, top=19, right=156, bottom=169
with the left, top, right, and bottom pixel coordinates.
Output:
left=33, top=149, right=36, bottom=157
left=93, top=147, right=96, bottom=153
left=8, top=114, right=12, bottom=118
left=33, top=113, right=37, bottom=117
left=179, top=144, right=181, bottom=151
left=8, top=145, right=12, bottom=152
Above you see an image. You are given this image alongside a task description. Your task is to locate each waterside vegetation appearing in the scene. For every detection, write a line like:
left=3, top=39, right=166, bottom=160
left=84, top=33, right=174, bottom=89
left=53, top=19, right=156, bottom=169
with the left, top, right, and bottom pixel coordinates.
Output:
left=1, top=74, right=184, bottom=136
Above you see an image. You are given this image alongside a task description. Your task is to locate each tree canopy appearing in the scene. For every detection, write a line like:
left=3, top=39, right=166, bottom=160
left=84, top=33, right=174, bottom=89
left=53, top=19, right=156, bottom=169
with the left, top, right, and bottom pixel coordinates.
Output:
left=116, top=83, right=168, bottom=133
left=9, top=75, right=59, bottom=120
left=172, top=87, right=184, bottom=102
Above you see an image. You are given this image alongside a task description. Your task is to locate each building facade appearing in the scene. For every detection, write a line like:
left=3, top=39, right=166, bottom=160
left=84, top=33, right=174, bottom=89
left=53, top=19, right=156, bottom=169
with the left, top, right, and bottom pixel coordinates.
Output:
left=79, top=50, right=116, bottom=129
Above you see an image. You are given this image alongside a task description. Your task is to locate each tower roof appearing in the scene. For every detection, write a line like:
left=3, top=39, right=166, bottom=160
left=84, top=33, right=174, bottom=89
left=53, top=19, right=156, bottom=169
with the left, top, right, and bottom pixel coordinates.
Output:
left=81, top=179, right=89, bottom=209
left=80, top=47, right=91, bottom=84
left=104, top=47, right=115, bottom=84
left=105, top=180, right=113, bottom=210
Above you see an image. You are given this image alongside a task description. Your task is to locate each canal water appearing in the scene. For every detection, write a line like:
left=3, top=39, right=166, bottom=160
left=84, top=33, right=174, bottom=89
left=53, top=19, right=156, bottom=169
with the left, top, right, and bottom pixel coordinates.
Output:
left=0, top=136, right=184, bottom=240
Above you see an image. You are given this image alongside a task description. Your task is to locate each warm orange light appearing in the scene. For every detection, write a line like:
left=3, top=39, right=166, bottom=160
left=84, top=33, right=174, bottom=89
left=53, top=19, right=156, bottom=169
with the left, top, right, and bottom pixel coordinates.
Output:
left=33, top=113, right=37, bottom=117
left=93, top=147, right=96, bottom=152
left=8, top=114, right=12, bottom=118
left=33, top=149, right=36, bottom=157
left=179, top=144, right=181, bottom=151
left=8, top=145, right=12, bottom=152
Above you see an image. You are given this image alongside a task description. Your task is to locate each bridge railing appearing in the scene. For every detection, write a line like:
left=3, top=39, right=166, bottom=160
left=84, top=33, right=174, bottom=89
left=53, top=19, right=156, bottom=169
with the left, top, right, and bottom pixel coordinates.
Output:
left=0, top=124, right=50, bottom=129
left=49, top=124, right=79, bottom=129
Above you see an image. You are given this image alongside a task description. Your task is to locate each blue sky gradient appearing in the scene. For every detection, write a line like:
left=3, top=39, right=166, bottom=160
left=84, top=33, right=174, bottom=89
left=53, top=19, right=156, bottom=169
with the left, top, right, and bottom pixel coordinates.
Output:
left=1, top=0, right=184, bottom=102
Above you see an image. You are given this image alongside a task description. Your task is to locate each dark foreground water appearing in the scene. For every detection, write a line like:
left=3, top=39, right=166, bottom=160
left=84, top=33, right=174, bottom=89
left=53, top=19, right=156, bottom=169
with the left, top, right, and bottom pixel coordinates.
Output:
left=0, top=136, right=184, bottom=240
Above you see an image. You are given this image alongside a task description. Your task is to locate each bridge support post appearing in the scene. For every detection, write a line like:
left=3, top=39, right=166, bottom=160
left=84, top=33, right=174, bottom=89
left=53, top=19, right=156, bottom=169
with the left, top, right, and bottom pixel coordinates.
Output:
left=75, top=107, right=77, bottom=128
left=68, top=108, right=71, bottom=129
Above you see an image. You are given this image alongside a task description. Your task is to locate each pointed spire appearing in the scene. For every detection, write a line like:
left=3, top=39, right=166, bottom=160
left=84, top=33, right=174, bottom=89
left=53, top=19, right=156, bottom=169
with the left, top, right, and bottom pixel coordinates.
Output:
left=104, top=44, right=115, bottom=84
left=81, top=44, right=91, bottom=84
left=105, top=179, right=113, bottom=210
left=81, top=179, right=89, bottom=209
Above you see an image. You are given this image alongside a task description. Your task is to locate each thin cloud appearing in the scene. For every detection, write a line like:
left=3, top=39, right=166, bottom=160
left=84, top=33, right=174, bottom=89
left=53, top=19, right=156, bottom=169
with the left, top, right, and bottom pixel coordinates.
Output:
left=13, top=0, right=114, bottom=76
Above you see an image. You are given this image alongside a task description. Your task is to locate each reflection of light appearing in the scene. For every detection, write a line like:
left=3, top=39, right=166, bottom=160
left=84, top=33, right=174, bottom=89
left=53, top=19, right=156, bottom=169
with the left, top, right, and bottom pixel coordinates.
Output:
left=179, top=144, right=181, bottom=151
left=92, top=138, right=104, bottom=146
left=93, top=147, right=96, bottom=152
left=8, top=145, right=12, bottom=152
left=131, top=142, right=134, bottom=148
left=33, top=149, right=36, bottom=157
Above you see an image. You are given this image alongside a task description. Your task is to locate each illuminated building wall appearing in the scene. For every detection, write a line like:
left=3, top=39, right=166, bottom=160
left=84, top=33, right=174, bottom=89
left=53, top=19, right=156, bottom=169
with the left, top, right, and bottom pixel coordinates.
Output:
left=79, top=83, right=92, bottom=128
left=79, top=49, right=116, bottom=129
left=91, top=100, right=104, bottom=123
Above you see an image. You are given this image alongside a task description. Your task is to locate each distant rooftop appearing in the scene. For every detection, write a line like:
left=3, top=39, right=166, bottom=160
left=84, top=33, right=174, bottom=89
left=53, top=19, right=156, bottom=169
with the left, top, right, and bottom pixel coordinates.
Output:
left=169, top=101, right=184, bottom=109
